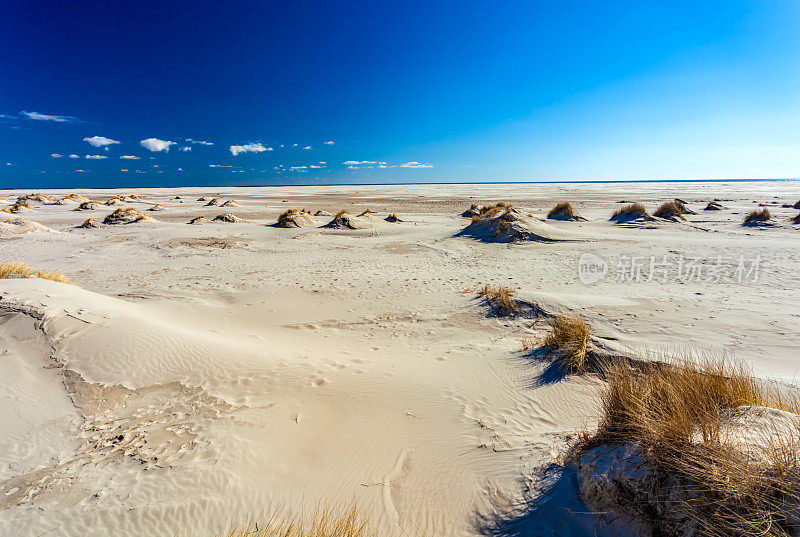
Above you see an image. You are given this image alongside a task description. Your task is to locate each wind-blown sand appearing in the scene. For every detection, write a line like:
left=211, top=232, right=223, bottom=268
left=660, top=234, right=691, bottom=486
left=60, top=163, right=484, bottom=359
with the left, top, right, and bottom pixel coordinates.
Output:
left=1, top=182, right=799, bottom=537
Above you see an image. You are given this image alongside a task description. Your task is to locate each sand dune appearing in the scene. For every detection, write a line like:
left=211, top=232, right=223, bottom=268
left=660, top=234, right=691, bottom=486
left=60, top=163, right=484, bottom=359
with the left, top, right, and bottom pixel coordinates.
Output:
left=1, top=182, right=799, bottom=536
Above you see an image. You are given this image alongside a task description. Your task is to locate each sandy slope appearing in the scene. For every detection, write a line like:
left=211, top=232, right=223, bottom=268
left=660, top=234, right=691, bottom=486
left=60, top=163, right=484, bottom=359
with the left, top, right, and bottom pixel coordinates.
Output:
left=0, top=182, right=799, bottom=536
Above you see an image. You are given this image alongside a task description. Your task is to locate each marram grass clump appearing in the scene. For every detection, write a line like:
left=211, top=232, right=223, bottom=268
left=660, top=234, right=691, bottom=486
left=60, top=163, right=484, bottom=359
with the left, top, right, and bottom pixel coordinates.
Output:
left=0, top=261, right=71, bottom=284
left=547, top=201, right=584, bottom=221
left=577, top=358, right=800, bottom=537
left=653, top=200, right=687, bottom=220
left=477, top=284, right=519, bottom=315
left=611, top=202, right=651, bottom=221
left=743, top=208, right=772, bottom=225
left=542, top=314, right=591, bottom=373
left=223, top=505, right=374, bottom=537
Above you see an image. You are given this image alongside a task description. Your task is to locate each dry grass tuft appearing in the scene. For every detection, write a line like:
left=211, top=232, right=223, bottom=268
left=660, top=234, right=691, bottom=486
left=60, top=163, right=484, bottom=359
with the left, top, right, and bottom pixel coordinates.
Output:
left=580, top=358, right=800, bottom=537
left=224, top=505, right=374, bottom=537
left=357, top=209, right=372, bottom=217
left=334, top=209, right=349, bottom=218
left=213, top=212, right=240, bottom=223
left=542, top=314, right=591, bottom=373
left=103, top=207, right=149, bottom=224
left=744, top=208, right=772, bottom=225
left=653, top=200, right=686, bottom=219
left=277, top=209, right=300, bottom=226
left=77, top=218, right=102, bottom=228
left=385, top=213, right=401, bottom=222
left=75, top=201, right=101, bottom=211
left=547, top=201, right=576, bottom=219
left=3, top=200, right=33, bottom=214
left=189, top=215, right=209, bottom=224
left=0, top=261, right=71, bottom=284
left=18, top=193, right=53, bottom=203
left=477, top=284, right=519, bottom=315
left=705, top=201, right=724, bottom=211
left=611, top=202, right=650, bottom=221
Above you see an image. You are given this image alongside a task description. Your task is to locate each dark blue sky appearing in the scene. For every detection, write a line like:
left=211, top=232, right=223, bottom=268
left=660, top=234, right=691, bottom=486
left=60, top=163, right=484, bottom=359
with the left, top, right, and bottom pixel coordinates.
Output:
left=2, top=1, right=800, bottom=187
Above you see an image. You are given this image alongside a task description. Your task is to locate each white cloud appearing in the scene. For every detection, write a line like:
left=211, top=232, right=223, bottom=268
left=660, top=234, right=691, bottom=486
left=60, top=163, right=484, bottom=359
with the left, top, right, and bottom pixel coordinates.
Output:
left=51, top=153, right=62, bottom=158
left=121, top=169, right=129, bottom=172
left=324, top=140, right=334, bottom=145
left=68, top=154, right=79, bottom=159
left=120, top=155, right=140, bottom=160
left=21, top=111, right=76, bottom=123
left=230, top=142, right=270, bottom=156
left=83, top=136, right=120, bottom=148
left=85, top=154, right=108, bottom=159
left=292, top=143, right=298, bottom=147
left=186, top=138, right=213, bottom=146
left=140, top=138, right=176, bottom=152
left=309, top=165, right=324, bottom=169
left=75, top=169, right=88, bottom=173
left=136, top=170, right=146, bottom=174
left=400, top=161, right=433, bottom=168
left=303, top=146, right=311, bottom=150
left=290, top=166, right=307, bottom=170
left=343, top=160, right=377, bottom=165
left=5, top=162, right=12, bottom=166
left=209, top=164, right=234, bottom=168
left=319, top=161, right=326, bottom=164
left=179, top=146, right=191, bottom=151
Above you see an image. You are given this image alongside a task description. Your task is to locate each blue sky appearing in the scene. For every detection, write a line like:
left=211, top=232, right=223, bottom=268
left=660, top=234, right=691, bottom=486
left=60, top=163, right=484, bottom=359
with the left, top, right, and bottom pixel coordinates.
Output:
left=2, top=1, right=800, bottom=187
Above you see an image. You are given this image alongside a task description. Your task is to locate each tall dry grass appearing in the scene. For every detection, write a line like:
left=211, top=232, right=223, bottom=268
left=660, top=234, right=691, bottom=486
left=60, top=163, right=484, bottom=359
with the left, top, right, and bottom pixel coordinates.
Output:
left=611, top=202, right=649, bottom=220
left=582, top=358, right=800, bottom=537
left=0, top=261, right=71, bottom=283
left=653, top=200, right=686, bottom=219
left=223, top=505, right=374, bottom=537
left=547, top=201, right=575, bottom=219
left=542, top=314, right=591, bottom=373
left=744, top=208, right=771, bottom=224
left=478, top=284, right=518, bottom=315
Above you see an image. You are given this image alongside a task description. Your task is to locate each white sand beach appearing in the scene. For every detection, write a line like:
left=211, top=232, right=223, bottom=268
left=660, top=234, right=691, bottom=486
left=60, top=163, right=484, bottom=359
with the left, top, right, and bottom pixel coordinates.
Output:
left=1, top=181, right=799, bottom=537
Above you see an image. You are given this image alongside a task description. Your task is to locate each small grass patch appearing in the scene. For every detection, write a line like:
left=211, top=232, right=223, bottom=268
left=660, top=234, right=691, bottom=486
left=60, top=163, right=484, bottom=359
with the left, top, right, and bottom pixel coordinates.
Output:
left=542, top=314, right=591, bottom=373
left=653, top=200, right=686, bottom=219
left=224, top=505, right=374, bottom=537
left=744, top=208, right=771, bottom=225
left=103, top=207, right=149, bottom=224
left=0, top=261, right=71, bottom=283
left=478, top=284, right=519, bottom=315
left=547, top=201, right=576, bottom=220
left=611, top=202, right=650, bottom=221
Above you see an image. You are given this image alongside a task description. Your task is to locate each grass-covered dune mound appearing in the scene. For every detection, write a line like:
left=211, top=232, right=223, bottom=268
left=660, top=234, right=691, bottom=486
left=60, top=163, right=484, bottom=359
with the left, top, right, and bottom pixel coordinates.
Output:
left=573, top=358, right=800, bottom=537
left=459, top=203, right=576, bottom=242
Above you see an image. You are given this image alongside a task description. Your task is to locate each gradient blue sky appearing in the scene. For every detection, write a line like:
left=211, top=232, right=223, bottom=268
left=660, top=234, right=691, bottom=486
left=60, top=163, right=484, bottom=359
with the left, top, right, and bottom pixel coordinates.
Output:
left=2, top=1, right=800, bottom=187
